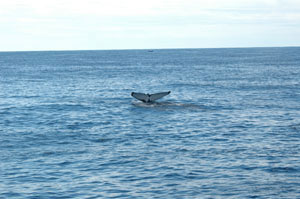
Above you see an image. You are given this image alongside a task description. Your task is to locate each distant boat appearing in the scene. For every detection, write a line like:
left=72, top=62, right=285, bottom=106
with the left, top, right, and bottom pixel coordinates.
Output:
left=148, top=50, right=154, bottom=52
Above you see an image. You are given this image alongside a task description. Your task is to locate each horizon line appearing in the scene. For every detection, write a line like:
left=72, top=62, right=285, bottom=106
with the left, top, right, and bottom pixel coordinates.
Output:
left=1, top=45, right=299, bottom=53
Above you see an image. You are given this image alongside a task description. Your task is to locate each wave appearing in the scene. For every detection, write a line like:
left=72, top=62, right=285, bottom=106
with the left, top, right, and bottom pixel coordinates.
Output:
left=131, top=101, right=204, bottom=110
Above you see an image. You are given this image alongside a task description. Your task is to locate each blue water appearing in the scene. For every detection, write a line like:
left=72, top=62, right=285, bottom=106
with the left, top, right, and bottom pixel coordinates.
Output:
left=0, top=48, right=300, bottom=198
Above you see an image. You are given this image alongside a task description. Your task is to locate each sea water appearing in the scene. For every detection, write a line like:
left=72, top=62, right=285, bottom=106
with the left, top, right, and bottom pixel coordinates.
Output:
left=0, top=48, right=300, bottom=198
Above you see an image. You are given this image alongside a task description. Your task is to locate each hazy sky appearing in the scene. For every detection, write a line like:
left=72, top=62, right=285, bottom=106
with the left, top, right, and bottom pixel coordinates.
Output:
left=1, top=0, right=300, bottom=51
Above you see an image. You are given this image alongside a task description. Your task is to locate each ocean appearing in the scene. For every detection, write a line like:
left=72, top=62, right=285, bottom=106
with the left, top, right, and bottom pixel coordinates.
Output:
left=0, top=47, right=300, bottom=198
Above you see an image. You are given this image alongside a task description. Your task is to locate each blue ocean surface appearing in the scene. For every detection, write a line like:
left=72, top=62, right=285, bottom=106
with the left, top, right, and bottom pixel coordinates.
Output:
left=0, top=47, right=300, bottom=198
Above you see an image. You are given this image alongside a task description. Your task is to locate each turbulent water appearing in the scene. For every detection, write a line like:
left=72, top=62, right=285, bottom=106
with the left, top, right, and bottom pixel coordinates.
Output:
left=0, top=48, right=300, bottom=198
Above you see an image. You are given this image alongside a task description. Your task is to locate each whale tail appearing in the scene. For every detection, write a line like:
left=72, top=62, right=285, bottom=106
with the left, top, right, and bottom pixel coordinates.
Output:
left=131, top=91, right=171, bottom=103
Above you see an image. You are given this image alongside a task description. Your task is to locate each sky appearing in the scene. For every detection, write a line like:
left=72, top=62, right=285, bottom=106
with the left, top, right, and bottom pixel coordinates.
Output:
left=1, top=0, right=300, bottom=51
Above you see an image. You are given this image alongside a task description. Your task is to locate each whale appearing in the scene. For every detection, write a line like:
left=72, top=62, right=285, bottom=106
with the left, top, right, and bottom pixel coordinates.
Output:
left=131, top=91, right=171, bottom=103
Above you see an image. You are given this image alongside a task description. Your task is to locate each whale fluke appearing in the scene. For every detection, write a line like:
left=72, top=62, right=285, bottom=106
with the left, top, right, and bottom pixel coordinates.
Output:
left=131, top=91, right=171, bottom=103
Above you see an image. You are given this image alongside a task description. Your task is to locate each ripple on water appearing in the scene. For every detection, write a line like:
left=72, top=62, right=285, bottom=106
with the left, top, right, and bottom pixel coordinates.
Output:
left=1, top=48, right=300, bottom=198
